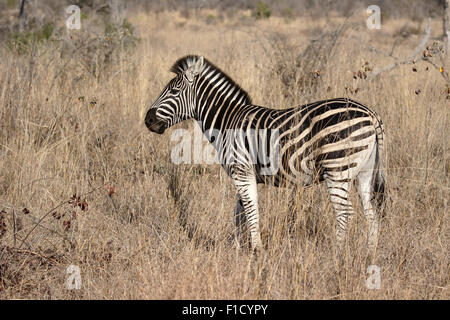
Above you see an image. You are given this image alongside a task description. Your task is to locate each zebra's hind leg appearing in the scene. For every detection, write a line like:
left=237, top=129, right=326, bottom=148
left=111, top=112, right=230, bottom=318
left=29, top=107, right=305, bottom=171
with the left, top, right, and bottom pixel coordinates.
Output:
left=234, top=194, right=248, bottom=247
left=325, top=178, right=354, bottom=250
left=355, top=147, right=379, bottom=253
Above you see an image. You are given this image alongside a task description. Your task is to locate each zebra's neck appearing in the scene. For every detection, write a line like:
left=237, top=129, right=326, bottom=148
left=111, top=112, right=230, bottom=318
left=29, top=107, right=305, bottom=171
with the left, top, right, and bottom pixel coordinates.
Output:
left=194, top=65, right=252, bottom=132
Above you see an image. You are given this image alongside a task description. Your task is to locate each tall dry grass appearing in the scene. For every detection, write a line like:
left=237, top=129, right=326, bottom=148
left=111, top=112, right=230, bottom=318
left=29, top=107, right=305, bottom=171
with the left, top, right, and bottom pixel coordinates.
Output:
left=0, top=8, right=448, bottom=299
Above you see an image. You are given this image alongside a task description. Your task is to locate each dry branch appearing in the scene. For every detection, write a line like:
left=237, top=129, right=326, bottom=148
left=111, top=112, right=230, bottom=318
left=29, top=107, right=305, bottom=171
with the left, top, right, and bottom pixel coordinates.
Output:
left=17, top=186, right=102, bottom=250
left=369, top=19, right=431, bottom=79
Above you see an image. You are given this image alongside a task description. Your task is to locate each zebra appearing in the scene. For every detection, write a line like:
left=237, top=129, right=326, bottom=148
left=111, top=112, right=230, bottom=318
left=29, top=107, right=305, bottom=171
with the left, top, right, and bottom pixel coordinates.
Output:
left=145, top=55, right=385, bottom=252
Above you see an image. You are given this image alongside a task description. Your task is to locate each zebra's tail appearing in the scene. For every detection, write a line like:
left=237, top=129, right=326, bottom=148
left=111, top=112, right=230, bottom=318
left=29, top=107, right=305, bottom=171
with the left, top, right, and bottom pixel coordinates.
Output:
left=373, top=116, right=386, bottom=213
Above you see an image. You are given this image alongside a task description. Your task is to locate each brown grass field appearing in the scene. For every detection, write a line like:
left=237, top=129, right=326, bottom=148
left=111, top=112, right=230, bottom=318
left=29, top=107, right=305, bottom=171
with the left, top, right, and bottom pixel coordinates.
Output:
left=0, top=2, right=448, bottom=299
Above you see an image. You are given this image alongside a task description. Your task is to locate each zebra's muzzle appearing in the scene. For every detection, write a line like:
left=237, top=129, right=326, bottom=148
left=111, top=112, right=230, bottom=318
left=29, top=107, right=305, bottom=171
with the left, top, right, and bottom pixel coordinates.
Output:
left=145, top=108, right=166, bottom=134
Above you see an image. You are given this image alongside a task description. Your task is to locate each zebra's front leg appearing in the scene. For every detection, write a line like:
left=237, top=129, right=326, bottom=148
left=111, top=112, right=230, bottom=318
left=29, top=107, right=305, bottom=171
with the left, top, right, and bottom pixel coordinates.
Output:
left=233, top=173, right=263, bottom=250
left=234, top=194, right=248, bottom=247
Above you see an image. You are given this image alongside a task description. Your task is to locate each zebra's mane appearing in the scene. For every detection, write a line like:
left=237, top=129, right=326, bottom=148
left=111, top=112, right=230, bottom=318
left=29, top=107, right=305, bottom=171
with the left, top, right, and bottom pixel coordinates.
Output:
left=170, top=55, right=253, bottom=105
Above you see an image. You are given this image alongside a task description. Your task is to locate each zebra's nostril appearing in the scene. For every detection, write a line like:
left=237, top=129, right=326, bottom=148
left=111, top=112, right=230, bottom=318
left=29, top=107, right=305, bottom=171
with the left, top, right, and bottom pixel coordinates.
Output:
left=145, top=108, right=165, bottom=134
left=145, top=108, right=157, bottom=127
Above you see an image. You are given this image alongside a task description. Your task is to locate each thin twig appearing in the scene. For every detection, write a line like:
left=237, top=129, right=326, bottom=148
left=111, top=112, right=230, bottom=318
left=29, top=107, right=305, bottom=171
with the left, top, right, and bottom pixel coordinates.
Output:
left=12, top=209, right=16, bottom=248
left=14, top=248, right=60, bottom=265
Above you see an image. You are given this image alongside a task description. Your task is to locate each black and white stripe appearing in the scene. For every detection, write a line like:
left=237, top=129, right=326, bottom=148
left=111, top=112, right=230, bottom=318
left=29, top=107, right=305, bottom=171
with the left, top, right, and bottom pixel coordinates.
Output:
left=145, top=55, right=385, bottom=251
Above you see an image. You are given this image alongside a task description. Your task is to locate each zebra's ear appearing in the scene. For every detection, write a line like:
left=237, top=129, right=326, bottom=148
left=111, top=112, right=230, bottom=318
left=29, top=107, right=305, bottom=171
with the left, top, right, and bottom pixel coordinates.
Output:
left=193, top=56, right=204, bottom=74
left=185, top=56, right=204, bottom=82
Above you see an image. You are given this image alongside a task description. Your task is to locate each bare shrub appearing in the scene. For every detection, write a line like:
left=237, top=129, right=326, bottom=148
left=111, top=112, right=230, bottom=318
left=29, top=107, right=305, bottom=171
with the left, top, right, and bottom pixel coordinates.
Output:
left=265, top=23, right=347, bottom=103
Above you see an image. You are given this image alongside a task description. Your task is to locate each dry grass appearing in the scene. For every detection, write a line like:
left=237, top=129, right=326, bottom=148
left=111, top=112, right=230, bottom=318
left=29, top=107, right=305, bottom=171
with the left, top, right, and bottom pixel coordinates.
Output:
left=0, top=8, right=448, bottom=299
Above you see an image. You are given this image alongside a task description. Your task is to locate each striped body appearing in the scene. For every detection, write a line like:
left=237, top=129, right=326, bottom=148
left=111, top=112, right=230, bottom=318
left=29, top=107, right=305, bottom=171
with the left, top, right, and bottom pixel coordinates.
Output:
left=202, top=99, right=384, bottom=187
left=145, top=55, right=385, bottom=252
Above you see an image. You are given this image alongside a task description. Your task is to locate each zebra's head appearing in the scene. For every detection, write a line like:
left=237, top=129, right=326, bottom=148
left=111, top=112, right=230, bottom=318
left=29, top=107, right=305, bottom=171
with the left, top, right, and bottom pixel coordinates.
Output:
left=145, top=55, right=205, bottom=134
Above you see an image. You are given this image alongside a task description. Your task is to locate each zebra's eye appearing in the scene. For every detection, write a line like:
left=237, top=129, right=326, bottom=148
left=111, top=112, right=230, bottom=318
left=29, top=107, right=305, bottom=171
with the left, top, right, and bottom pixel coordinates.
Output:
left=169, top=88, right=179, bottom=95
